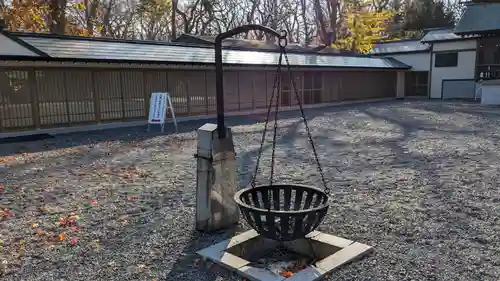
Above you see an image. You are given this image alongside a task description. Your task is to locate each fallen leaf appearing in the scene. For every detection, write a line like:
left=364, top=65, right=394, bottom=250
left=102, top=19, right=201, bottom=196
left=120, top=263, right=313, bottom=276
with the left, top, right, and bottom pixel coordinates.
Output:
left=91, top=199, right=98, bottom=206
left=57, top=217, right=67, bottom=226
left=279, top=271, right=293, bottom=278
left=69, top=226, right=82, bottom=231
left=70, top=238, right=78, bottom=246
left=32, top=223, right=39, bottom=228
left=57, top=215, right=80, bottom=227
left=59, top=233, right=66, bottom=241
left=1, top=209, right=14, bottom=218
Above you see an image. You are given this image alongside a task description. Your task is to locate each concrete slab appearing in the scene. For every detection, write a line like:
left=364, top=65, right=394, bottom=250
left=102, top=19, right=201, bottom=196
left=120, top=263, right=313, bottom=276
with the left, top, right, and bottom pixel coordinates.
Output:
left=239, top=265, right=287, bottom=281
left=197, top=229, right=373, bottom=281
left=311, top=232, right=354, bottom=248
left=315, top=242, right=373, bottom=274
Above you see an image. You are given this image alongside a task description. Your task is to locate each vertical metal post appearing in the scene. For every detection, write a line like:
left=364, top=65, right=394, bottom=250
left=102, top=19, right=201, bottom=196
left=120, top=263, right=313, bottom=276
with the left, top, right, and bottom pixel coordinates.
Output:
left=252, top=71, right=256, bottom=109
left=92, top=71, right=102, bottom=124
left=186, top=71, right=191, bottom=116
left=28, top=69, right=40, bottom=129
left=265, top=71, right=268, bottom=108
left=300, top=71, right=305, bottom=104
left=142, top=71, right=149, bottom=119
left=214, top=25, right=281, bottom=139
left=237, top=71, right=241, bottom=111
left=215, top=37, right=226, bottom=139
left=204, top=71, right=209, bottom=115
left=62, top=71, right=71, bottom=125
left=119, top=71, right=125, bottom=120
left=321, top=71, right=326, bottom=103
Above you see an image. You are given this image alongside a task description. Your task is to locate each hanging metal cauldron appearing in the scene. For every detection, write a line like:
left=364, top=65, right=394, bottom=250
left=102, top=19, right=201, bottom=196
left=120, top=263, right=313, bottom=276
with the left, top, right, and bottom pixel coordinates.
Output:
left=235, top=184, right=329, bottom=241
left=214, top=25, right=331, bottom=242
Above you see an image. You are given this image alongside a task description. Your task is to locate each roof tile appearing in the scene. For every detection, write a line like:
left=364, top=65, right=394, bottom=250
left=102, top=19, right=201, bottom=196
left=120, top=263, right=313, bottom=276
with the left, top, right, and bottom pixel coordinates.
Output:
left=454, top=3, right=500, bottom=35
left=421, top=28, right=477, bottom=43
left=369, top=40, right=429, bottom=54
left=17, top=35, right=410, bottom=69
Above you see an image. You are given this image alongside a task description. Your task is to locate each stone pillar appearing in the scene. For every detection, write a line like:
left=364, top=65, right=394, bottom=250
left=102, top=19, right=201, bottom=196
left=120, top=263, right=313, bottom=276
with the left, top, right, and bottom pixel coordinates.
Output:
left=195, top=123, right=239, bottom=232
left=396, top=71, right=405, bottom=99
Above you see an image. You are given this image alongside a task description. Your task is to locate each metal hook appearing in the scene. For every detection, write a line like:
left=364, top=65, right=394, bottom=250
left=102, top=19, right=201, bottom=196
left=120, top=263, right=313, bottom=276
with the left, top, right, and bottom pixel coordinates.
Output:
left=278, top=30, right=287, bottom=48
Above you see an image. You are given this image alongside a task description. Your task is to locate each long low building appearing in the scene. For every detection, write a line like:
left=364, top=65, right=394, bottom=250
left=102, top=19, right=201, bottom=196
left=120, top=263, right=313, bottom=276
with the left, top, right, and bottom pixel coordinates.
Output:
left=0, top=27, right=410, bottom=135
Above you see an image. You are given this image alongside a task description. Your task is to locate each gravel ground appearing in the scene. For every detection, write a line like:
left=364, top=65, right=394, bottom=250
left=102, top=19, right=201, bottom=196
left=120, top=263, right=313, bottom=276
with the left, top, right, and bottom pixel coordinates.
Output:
left=1, top=100, right=500, bottom=281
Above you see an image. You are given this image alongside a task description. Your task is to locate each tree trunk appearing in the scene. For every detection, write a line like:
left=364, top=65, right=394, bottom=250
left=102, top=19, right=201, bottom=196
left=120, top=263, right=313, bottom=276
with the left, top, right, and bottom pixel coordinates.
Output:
left=328, top=0, right=338, bottom=44
left=49, top=0, right=67, bottom=34
left=171, top=0, right=177, bottom=40
left=300, top=0, right=310, bottom=45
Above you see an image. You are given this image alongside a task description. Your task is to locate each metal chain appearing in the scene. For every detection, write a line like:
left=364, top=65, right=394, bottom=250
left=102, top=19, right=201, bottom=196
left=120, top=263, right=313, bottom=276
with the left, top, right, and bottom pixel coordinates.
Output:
left=250, top=29, right=330, bottom=196
left=269, top=54, right=282, bottom=187
left=250, top=52, right=283, bottom=188
left=282, top=50, right=330, bottom=194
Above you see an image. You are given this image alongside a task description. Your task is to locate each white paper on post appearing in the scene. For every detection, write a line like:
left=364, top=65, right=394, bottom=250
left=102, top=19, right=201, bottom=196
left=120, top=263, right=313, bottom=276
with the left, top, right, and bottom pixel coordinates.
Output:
left=147, top=92, right=177, bottom=132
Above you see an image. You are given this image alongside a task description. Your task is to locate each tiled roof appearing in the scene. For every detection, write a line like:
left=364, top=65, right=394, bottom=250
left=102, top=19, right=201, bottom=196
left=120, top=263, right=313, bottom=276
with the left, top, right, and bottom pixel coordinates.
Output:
left=173, top=34, right=331, bottom=53
left=369, top=40, right=430, bottom=54
left=4, top=33, right=410, bottom=69
left=420, top=28, right=478, bottom=43
left=454, top=3, right=500, bottom=35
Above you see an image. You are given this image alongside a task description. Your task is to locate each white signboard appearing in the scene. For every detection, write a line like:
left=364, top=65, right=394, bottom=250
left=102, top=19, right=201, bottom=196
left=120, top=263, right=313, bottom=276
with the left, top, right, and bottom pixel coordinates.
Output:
left=147, top=92, right=177, bottom=133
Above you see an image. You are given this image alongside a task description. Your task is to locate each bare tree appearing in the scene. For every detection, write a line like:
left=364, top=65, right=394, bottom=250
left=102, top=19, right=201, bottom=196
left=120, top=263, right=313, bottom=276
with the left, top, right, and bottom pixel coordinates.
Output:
left=2, top=0, right=411, bottom=46
left=171, top=0, right=177, bottom=39
left=102, top=0, right=137, bottom=38
left=49, top=0, right=68, bottom=34
left=175, top=0, right=203, bottom=35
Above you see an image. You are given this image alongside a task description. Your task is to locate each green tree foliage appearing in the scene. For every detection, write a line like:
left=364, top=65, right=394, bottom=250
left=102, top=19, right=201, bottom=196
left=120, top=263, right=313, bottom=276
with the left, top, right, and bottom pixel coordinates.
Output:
left=1, top=0, right=50, bottom=32
left=403, top=0, right=455, bottom=30
left=333, top=9, right=397, bottom=54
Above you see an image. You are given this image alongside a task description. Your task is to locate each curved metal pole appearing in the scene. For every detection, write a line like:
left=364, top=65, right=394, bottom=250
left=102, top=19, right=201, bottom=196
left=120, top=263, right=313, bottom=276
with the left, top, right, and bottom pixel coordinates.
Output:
left=215, top=24, right=281, bottom=139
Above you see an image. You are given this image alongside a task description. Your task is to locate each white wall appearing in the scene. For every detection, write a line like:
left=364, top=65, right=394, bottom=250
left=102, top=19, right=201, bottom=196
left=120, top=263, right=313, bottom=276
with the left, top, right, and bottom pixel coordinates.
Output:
left=480, top=84, right=500, bottom=105
left=387, top=53, right=431, bottom=71
left=0, top=33, right=39, bottom=56
left=429, top=39, right=477, bottom=99
left=433, top=39, right=477, bottom=52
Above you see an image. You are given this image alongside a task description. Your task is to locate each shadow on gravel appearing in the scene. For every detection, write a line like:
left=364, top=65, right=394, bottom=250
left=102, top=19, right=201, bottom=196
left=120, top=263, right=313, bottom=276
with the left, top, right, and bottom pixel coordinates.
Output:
left=405, top=100, right=500, bottom=119
left=358, top=106, right=492, bottom=255
left=163, top=227, right=245, bottom=281
left=237, top=119, right=304, bottom=187
left=0, top=108, right=329, bottom=157
left=361, top=107, right=478, bottom=136
left=0, top=98, right=402, bottom=158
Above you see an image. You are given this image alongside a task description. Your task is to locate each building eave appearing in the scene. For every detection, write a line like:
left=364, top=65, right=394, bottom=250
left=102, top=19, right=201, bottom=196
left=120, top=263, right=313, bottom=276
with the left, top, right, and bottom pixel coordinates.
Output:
left=421, top=37, right=478, bottom=44
left=0, top=31, right=50, bottom=57
left=371, top=50, right=430, bottom=56
left=0, top=55, right=410, bottom=70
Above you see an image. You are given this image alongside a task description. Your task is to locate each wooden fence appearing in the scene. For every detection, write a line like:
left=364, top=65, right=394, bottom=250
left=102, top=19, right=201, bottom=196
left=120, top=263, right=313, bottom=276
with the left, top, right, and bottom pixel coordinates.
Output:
left=0, top=67, right=397, bottom=133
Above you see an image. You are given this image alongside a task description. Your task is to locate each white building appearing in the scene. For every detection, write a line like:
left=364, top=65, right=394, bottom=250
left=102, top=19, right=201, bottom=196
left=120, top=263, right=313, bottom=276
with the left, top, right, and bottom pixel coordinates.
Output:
left=371, top=2, right=500, bottom=102
left=371, top=28, right=479, bottom=100
left=370, top=39, right=431, bottom=98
